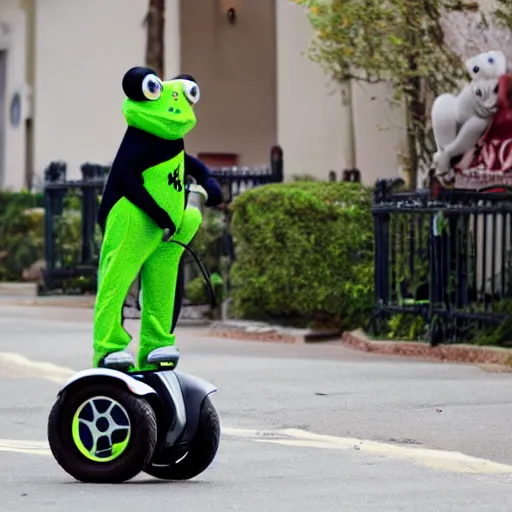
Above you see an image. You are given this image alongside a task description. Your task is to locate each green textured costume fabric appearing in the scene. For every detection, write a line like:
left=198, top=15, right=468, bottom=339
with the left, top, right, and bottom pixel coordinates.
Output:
left=93, top=198, right=201, bottom=370
left=93, top=67, right=206, bottom=371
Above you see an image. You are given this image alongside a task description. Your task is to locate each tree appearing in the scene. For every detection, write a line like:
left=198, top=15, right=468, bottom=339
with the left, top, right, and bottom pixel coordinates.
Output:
left=145, top=0, right=165, bottom=78
left=494, top=0, right=512, bottom=32
left=291, top=0, right=511, bottom=188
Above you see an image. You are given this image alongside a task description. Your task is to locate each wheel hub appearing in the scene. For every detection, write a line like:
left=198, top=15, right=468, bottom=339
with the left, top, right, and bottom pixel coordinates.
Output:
left=71, top=396, right=131, bottom=463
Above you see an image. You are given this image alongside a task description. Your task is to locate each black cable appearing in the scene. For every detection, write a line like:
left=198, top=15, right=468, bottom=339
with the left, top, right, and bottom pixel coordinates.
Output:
left=170, top=240, right=217, bottom=309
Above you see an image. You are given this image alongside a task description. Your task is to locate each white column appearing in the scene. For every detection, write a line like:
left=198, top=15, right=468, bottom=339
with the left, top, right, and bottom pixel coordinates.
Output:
left=0, top=5, right=27, bottom=190
left=164, top=0, right=180, bottom=78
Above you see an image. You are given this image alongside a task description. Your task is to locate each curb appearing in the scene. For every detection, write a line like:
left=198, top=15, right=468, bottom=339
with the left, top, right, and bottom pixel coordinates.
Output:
left=0, top=282, right=37, bottom=296
left=208, top=320, right=341, bottom=344
left=16, top=297, right=96, bottom=308
left=341, top=329, right=512, bottom=369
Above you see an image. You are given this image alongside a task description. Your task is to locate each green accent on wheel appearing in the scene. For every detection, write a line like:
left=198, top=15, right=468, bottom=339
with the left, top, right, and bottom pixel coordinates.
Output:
left=71, top=396, right=131, bottom=463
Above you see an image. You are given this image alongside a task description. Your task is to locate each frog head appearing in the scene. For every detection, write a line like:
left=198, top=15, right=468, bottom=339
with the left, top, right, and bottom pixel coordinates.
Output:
left=121, top=66, right=200, bottom=140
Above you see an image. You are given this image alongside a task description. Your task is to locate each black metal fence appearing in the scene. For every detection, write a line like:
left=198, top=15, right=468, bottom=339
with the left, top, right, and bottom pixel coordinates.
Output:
left=371, top=178, right=512, bottom=344
left=41, top=146, right=284, bottom=294
left=42, top=161, right=107, bottom=294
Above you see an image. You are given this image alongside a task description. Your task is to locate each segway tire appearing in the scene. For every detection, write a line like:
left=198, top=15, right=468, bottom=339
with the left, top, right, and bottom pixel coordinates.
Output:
left=144, top=396, right=220, bottom=480
left=48, top=382, right=158, bottom=483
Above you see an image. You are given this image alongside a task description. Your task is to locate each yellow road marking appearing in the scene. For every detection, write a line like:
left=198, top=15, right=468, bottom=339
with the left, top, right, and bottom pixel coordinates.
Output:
left=0, top=352, right=75, bottom=384
left=0, top=439, right=51, bottom=456
left=2, top=428, right=512, bottom=476
left=222, top=427, right=512, bottom=475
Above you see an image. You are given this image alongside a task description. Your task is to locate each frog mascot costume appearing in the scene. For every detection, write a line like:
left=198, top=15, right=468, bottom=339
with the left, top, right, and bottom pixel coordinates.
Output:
left=94, top=66, right=222, bottom=371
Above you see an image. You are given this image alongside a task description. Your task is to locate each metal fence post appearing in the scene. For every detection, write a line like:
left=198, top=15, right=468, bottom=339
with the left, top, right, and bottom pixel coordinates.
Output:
left=43, top=162, right=67, bottom=286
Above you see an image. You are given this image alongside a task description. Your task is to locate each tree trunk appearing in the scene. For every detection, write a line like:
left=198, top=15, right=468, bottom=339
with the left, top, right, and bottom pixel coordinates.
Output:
left=405, top=98, right=419, bottom=190
left=403, top=2, right=421, bottom=190
left=340, top=80, right=357, bottom=172
left=145, top=0, right=165, bottom=78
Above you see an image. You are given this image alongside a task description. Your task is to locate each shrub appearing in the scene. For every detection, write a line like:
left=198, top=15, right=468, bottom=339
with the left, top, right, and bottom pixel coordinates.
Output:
left=184, top=272, right=225, bottom=306
left=185, top=207, right=230, bottom=305
left=0, top=191, right=45, bottom=280
left=229, top=181, right=374, bottom=330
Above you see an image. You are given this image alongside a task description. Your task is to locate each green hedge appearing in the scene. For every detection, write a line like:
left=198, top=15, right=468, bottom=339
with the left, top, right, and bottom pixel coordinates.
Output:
left=0, top=191, right=45, bottom=280
left=228, top=181, right=374, bottom=330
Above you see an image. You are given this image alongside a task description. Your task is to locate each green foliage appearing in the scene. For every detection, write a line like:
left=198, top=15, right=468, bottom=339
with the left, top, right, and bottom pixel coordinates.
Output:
left=186, top=207, right=230, bottom=304
left=189, top=208, right=226, bottom=275
left=494, top=0, right=512, bottom=30
left=228, top=181, right=374, bottom=329
left=185, top=272, right=225, bottom=306
left=389, top=212, right=431, bottom=304
left=385, top=313, right=427, bottom=341
left=294, top=0, right=464, bottom=88
left=51, top=190, right=96, bottom=269
left=0, top=191, right=45, bottom=281
left=468, top=300, right=512, bottom=348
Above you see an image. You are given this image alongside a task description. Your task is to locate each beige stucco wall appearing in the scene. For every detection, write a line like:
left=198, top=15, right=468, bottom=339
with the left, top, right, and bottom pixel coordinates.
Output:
left=276, top=0, right=344, bottom=181
left=33, top=0, right=180, bottom=181
left=276, top=0, right=405, bottom=186
left=351, top=81, right=407, bottom=185
left=180, top=0, right=277, bottom=167
left=9, top=0, right=405, bottom=188
left=0, top=0, right=28, bottom=190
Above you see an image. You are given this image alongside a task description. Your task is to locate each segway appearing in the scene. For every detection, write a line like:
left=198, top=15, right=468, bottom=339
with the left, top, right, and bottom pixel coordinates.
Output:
left=47, top=185, right=221, bottom=483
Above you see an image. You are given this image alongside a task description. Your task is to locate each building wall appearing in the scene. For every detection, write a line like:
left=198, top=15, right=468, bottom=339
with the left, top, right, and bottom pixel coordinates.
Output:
left=180, top=0, right=277, bottom=167
left=0, top=0, right=28, bottom=190
left=33, top=0, right=180, bottom=181
left=351, top=80, right=407, bottom=186
left=19, top=0, right=405, bottom=188
left=275, top=0, right=405, bottom=186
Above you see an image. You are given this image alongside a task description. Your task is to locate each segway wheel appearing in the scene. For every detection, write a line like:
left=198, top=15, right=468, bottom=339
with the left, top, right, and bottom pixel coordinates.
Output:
left=48, top=382, right=158, bottom=483
left=144, top=396, right=220, bottom=480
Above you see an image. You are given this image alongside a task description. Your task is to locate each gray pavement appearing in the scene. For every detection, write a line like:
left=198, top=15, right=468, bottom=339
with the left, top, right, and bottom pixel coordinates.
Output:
left=0, top=303, right=511, bottom=511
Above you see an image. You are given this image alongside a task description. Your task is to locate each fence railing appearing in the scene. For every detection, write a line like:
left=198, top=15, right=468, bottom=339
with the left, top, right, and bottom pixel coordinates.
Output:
left=371, top=178, right=512, bottom=344
left=41, top=146, right=284, bottom=294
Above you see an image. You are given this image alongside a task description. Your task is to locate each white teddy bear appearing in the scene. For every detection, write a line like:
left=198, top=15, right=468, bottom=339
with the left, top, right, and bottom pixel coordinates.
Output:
left=431, top=50, right=507, bottom=177
left=465, top=50, right=508, bottom=80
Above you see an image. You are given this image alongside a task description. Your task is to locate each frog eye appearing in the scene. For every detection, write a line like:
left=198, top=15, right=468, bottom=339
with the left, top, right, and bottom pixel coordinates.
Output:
left=475, top=88, right=482, bottom=97
left=142, top=74, right=163, bottom=100
left=182, top=80, right=200, bottom=105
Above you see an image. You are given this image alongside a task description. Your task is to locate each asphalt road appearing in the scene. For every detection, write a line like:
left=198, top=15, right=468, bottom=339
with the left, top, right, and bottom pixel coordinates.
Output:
left=0, top=303, right=511, bottom=511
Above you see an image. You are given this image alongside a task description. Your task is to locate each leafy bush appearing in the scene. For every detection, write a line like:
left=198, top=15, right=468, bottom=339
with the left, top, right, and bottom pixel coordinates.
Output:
left=184, top=272, right=225, bottom=306
left=384, top=313, right=427, bottom=341
left=467, top=299, right=512, bottom=348
left=229, top=181, right=374, bottom=330
left=0, top=191, right=45, bottom=280
left=189, top=208, right=228, bottom=277
left=184, top=207, right=230, bottom=305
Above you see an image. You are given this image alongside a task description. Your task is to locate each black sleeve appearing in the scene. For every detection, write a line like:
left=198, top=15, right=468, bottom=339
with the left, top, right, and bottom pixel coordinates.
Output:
left=115, top=135, right=175, bottom=231
left=184, top=153, right=212, bottom=182
left=184, top=153, right=223, bottom=207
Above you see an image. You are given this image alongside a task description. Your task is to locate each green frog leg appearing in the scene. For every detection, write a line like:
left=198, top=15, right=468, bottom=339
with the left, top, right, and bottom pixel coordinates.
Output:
left=137, top=206, right=202, bottom=370
left=93, top=197, right=162, bottom=368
